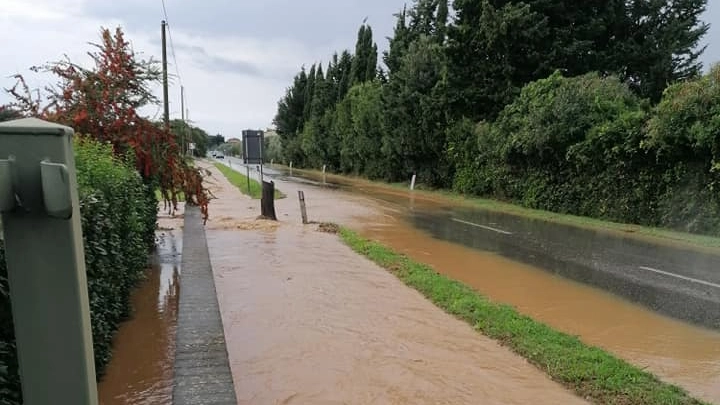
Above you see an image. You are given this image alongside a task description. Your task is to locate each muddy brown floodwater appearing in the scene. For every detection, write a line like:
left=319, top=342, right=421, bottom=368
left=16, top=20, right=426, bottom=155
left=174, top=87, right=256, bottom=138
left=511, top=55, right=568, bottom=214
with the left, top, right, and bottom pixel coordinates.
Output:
left=96, top=160, right=720, bottom=404
left=352, top=189, right=720, bottom=404
left=97, top=221, right=182, bottom=405
left=204, top=162, right=587, bottom=405
left=271, top=167, right=720, bottom=403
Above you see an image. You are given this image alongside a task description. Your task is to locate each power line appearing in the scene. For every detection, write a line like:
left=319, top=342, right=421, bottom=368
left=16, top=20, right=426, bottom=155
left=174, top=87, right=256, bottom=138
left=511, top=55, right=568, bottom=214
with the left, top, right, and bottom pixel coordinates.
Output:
left=161, top=0, right=183, bottom=88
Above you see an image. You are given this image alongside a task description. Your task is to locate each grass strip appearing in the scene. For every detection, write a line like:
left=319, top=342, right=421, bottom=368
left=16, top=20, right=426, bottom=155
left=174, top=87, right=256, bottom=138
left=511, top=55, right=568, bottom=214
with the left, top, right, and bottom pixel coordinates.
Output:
left=214, top=162, right=285, bottom=199
left=287, top=166, right=720, bottom=251
left=339, top=227, right=708, bottom=405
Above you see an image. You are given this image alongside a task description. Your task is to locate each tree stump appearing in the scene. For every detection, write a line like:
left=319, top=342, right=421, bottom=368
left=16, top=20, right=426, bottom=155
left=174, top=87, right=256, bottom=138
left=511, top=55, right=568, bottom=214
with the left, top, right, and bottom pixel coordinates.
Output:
left=261, top=180, right=277, bottom=220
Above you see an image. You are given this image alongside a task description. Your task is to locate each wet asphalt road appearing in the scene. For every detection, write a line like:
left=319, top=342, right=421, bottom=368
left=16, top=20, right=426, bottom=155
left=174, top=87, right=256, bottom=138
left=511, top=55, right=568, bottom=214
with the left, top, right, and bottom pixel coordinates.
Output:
left=410, top=208, right=720, bottom=329
left=219, top=158, right=720, bottom=330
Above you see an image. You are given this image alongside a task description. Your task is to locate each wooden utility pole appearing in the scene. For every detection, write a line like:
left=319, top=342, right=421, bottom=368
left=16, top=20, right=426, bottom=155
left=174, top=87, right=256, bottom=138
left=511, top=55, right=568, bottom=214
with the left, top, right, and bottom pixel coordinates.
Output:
left=181, top=85, right=185, bottom=156
left=161, top=20, right=169, bottom=130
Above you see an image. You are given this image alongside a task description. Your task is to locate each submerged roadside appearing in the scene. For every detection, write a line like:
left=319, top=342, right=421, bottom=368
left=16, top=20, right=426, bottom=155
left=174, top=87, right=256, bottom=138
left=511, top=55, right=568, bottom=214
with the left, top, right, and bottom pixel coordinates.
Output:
left=212, top=159, right=719, bottom=403
left=282, top=166, right=720, bottom=252
left=202, top=161, right=589, bottom=405
left=339, top=227, right=708, bottom=405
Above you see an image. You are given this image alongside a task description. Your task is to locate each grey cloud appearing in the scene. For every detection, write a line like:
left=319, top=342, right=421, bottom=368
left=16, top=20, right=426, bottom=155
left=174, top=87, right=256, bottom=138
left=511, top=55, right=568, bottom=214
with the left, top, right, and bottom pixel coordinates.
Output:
left=81, top=0, right=405, bottom=53
left=174, top=43, right=262, bottom=77
left=82, top=0, right=718, bottom=69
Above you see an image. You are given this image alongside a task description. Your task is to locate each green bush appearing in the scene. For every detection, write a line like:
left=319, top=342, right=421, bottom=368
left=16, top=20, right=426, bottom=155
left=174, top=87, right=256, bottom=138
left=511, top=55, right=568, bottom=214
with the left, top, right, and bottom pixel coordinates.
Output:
left=452, top=71, right=674, bottom=226
left=646, top=65, right=720, bottom=234
left=0, top=138, right=157, bottom=404
left=451, top=68, right=720, bottom=235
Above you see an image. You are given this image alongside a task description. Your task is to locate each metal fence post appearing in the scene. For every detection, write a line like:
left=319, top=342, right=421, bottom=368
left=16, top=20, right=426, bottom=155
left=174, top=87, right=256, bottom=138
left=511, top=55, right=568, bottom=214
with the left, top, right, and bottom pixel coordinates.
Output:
left=0, top=118, right=98, bottom=405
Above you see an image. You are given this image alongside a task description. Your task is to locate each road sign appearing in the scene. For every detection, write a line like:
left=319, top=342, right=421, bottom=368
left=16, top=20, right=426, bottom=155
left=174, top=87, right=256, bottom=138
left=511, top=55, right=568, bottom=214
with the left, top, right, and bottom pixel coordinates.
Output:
left=242, top=130, right=263, bottom=165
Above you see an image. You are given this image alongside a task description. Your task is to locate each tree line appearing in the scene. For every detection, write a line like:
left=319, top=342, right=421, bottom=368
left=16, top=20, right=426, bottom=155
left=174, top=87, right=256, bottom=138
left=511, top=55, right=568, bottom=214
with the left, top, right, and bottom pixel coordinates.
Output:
left=274, top=0, right=720, bottom=235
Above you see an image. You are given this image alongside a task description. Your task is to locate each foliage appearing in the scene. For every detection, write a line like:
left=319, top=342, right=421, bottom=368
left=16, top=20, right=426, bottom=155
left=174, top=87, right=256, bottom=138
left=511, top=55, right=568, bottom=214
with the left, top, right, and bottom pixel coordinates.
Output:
left=0, top=106, right=20, bottom=122
left=446, top=0, right=549, bottom=122
left=272, top=0, right=717, bottom=235
left=207, top=134, right=225, bottom=149
left=381, top=32, right=450, bottom=186
left=169, top=119, right=212, bottom=157
left=274, top=23, right=378, bottom=171
left=264, top=136, right=283, bottom=163
left=339, top=228, right=708, bottom=405
left=645, top=64, right=720, bottom=233
left=0, top=138, right=157, bottom=404
left=619, top=0, right=709, bottom=101
left=6, top=27, right=209, bottom=221
left=454, top=72, right=659, bottom=220
left=0, top=241, right=20, bottom=405
left=449, top=69, right=720, bottom=234
left=336, top=81, right=385, bottom=177
left=274, top=68, right=308, bottom=165
left=446, top=0, right=709, bottom=123
left=349, top=24, right=378, bottom=85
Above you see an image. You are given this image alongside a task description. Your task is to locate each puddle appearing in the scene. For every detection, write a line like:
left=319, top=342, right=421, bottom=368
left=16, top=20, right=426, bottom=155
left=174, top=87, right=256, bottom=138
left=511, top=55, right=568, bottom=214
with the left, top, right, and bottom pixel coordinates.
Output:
left=97, top=229, right=181, bottom=405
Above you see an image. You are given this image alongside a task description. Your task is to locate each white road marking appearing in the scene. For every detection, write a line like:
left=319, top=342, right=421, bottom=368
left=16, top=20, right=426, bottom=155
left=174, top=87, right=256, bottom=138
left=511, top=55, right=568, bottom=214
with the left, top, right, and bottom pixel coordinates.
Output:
left=638, top=266, right=720, bottom=289
left=451, top=218, right=513, bottom=235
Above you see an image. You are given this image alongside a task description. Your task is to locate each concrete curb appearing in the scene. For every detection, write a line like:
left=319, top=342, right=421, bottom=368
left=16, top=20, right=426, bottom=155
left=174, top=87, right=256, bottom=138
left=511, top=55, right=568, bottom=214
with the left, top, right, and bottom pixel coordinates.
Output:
left=172, top=206, right=237, bottom=404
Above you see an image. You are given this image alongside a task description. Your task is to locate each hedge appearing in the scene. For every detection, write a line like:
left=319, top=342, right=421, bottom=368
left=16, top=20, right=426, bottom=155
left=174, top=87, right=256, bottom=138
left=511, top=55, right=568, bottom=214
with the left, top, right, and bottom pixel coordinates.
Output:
left=451, top=68, right=720, bottom=235
left=0, top=138, right=157, bottom=404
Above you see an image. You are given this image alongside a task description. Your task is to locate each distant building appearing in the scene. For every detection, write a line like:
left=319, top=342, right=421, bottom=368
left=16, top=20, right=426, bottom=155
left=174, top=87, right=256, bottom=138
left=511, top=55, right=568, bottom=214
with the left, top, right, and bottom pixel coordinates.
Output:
left=227, top=137, right=241, bottom=144
left=264, top=128, right=278, bottom=138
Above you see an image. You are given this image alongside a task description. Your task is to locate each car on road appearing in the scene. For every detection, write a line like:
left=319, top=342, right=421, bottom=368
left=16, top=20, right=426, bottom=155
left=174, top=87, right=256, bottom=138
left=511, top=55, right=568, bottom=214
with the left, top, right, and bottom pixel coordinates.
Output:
left=216, top=152, right=224, bottom=159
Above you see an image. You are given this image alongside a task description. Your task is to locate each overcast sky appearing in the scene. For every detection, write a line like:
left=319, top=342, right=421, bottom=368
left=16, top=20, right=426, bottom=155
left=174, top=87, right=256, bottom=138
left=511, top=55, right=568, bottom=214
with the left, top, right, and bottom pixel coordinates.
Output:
left=1, top=0, right=718, bottom=138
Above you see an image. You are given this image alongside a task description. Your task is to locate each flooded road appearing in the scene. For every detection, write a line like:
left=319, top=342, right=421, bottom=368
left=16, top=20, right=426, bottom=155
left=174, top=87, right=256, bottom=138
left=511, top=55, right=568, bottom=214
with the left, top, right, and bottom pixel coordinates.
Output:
left=204, top=161, right=587, bottom=405
left=412, top=209, right=720, bottom=329
left=362, top=216, right=720, bottom=403
left=248, top=163, right=720, bottom=404
left=97, top=223, right=181, bottom=405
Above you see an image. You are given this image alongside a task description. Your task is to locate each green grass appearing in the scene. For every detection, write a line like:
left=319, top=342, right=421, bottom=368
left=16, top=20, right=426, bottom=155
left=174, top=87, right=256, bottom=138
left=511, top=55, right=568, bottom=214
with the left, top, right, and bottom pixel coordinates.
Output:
left=214, top=163, right=285, bottom=199
left=285, top=165, right=720, bottom=251
left=339, top=227, right=708, bottom=405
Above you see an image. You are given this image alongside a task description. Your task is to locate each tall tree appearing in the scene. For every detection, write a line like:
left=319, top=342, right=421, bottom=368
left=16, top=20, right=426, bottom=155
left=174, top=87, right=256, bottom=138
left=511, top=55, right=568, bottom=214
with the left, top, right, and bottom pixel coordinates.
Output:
left=436, top=0, right=449, bottom=42
left=336, top=50, right=354, bottom=102
left=446, top=0, right=550, bottom=122
left=382, top=34, right=450, bottom=186
left=617, top=0, right=709, bottom=101
left=447, top=0, right=709, bottom=122
left=274, top=67, right=308, bottom=164
left=326, top=56, right=339, bottom=106
left=350, top=24, right=378, bottom=84
left=337, top=81, right=385, bottom=176
left=381, top=0, right=452, bottom=185
left=303, top=64, right=317, bottom=124
left=383, top=5, right=410, bottom=75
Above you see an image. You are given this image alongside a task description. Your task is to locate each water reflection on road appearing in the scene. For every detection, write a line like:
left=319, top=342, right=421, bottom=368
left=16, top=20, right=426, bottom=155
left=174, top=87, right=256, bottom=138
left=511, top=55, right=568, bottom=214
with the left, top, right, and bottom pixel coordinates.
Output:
left=97, top=229, right=181, bottom=405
